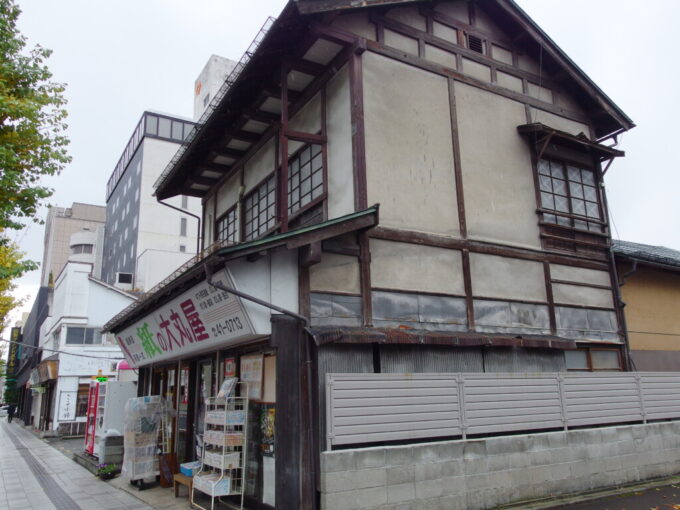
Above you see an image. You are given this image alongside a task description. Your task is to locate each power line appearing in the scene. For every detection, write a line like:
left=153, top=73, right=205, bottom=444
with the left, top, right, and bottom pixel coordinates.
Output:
left=0, top=337, right=124, bottom=361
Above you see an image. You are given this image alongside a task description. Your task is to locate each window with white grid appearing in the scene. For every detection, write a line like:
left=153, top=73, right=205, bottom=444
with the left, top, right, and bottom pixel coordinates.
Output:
left=288, top=144, right=323, bottom=216
left=216, top=206, right=238, bottom=244
left=244, top=175, right=276, bottom=240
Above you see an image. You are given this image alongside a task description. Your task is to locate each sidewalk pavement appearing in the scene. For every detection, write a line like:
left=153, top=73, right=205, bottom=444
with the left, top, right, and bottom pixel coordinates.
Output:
left=0, top=420, right=157, bottom=510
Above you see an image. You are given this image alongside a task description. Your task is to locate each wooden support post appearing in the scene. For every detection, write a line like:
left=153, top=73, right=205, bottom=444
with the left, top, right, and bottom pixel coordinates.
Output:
left=270, top=315, right=314, bottom=509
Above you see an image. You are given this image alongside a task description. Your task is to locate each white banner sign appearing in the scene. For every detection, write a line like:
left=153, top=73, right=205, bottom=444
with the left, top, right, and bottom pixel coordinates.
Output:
left=58, top=391, right=77, bottom=421
left=115, top=269, right=255, bottom=368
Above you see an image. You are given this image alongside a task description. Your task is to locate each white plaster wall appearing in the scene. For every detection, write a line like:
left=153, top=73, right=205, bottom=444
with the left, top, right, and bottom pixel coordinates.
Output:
left=364, top=52, right=460, bottom=237
left=53, top=262, right=92, bottom=320
left=244, top=137, right=276, bottom=193
left=228, top=248, right=299, bottom=335
left=470, top=253, right=546, bottom=301
left=137, top=138, right=201, bottom=265
left=310, top=253, right=361, bottom=295
left=326, top=65, right=355, bottom=219
left=384, top=29, right=418, bottom=55
left=550, top=264, right=612, bottom=286
left=552, top=283, right=614, bottom=309
left=136, top=248, right=194, bottom=291
left=289, top=92, right=322, bottom=155
left=204, top=194, right=215, bottom=246
left=455, top=82, right=541, bottom=248
left=215, top=171, right=241, bottom=221
left=370, top=239, right=465, bottom=295
left=425, top=44, right=457, bottom=69
left=527, top=108, right=591, bottom=137
left=86, top=280, right=135, bottom=326
left=462, top=58, right=491, bottom=83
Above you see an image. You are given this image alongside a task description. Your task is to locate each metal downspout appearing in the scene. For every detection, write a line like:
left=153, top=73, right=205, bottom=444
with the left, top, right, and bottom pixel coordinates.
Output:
left=157, top=198, right=202, bottom=254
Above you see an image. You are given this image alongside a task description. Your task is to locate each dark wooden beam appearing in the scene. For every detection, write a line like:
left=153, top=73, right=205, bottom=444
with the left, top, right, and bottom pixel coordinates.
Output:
left=291, top=58, right=327, bottom=76
left=370, top=226, right=610, bottom=271
left=210, top=148, right=246, bottom=160
left=300, top=241, right=322, bottom=267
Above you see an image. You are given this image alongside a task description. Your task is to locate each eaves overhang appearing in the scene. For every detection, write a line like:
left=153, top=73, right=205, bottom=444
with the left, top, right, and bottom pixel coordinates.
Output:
left=103, top=205, right=379, bottom=333
left=517, top=123, right=625, bottom=162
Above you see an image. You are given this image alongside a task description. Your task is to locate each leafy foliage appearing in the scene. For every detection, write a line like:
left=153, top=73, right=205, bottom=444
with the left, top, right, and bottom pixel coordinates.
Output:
left=0, top=0, right=71, bottom=232
left=0, top=240, right=34, bottom=335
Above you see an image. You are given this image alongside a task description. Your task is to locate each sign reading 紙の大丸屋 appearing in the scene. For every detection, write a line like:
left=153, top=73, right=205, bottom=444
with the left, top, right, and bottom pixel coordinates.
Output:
left=115, top=269, right=255, bottom=368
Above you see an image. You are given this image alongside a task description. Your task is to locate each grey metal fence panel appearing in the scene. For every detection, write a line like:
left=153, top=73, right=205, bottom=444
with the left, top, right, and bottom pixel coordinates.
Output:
left=640, top=373, right=680, bottom=420
left=563, top=373, right=644, bottom=427
left=463, top=374, right=563, bottom=435
left=326, top=372, right=680, bottom=449
left=326, top=374, right=461, bottom=448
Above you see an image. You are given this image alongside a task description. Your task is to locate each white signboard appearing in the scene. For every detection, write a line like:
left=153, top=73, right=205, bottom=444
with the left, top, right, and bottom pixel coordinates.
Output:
left=58, top=391, right=77, bottom=421
left=115, top=269, right=255, bottom=368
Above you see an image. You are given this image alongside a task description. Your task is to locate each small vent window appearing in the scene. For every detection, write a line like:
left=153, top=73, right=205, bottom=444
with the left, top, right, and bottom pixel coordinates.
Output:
left=117, top=272, right=133, bottom=284
left=468, top=34, right=485, bottom=54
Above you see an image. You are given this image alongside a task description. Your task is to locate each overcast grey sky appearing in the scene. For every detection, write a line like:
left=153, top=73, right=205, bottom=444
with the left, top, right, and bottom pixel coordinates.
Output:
left=7, top=0, right=680, bottom=326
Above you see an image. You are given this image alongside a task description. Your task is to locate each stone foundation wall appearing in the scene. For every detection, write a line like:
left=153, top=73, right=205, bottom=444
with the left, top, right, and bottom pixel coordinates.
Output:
left=320, top=422, right=680, bottom=510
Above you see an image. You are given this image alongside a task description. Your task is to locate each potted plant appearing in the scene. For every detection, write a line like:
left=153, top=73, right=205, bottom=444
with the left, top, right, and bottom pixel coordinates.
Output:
left=96, top=463, right=117, bottom=481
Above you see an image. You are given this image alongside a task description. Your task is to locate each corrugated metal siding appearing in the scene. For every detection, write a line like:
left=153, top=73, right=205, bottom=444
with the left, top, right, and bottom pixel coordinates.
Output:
left=483, top=347, right=566, bottom=372
left=325, top=372, right=680, bottom=449
left=317, top=344, right=374, bottom=447
left=380, top=345, right=483, bottom=373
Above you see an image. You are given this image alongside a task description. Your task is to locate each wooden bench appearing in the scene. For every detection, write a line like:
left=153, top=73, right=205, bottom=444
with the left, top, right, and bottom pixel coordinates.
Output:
left=173, top=473, right=193, bottom=498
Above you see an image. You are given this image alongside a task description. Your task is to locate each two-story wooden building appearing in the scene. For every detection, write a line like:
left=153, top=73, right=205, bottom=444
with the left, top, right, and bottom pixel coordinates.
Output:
left=104, top=0, right=633, bottom=508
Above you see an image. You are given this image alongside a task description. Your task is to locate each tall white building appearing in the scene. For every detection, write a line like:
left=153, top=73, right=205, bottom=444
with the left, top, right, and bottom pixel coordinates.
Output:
left=193, top=55, right=237, bottom=121
left=102, top=111, right=201, bottom=291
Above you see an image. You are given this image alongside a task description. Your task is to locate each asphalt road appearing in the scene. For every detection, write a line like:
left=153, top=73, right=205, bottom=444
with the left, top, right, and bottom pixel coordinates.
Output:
left=546, top=483, right=680, bottom=510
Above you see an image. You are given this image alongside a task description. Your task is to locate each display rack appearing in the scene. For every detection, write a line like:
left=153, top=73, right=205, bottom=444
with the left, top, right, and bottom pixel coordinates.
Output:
left=192, top=392, right=248, bottom=510
left=122, top=396, right=169, bottom=488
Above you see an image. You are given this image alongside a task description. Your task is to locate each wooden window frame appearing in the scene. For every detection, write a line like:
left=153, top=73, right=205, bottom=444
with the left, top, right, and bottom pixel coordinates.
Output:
left=242, top=172, right=278, bottom=242
left=215, top=204, right=238, bottom=245
left=566, top=346, right=622, bottom=372
left=531, top=154, right=609, bottom=256
left=286, top=141, right=327, bottom=224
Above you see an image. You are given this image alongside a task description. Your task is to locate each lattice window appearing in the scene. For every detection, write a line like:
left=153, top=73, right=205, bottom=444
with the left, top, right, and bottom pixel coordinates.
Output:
left=216, top=206, right=238, bottom=245
left=538, top=159, right=603, bottom=232
left=244, top=175, right=276, bottom=240
left=288, top=144, right=324, bottom=216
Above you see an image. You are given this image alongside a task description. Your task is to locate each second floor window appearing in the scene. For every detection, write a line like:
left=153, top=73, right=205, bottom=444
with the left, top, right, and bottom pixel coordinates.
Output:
left=216, top=206, right=238, bottom=244
left=180, top=217, right=187, bottom=237
left=288, top=144, right=324, bottom=216
left=244, top=175, right=276, bottom=241
left=66, top=327, right=102, bottom=345
left=538, top=159, right=603, bottom=233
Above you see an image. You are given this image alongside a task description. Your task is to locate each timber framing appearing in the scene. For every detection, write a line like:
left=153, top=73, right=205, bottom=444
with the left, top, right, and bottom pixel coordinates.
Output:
left=157, top=0, right=632, bottom=202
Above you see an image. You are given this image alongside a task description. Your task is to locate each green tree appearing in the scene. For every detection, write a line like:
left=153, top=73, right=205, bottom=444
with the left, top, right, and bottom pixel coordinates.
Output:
left=0, top=0, right=70, bottom=233
left=0, top=0, right=69, bottom=336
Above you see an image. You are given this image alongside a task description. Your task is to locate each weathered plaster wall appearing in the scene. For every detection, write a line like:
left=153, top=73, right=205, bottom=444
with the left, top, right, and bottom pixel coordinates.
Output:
left=320, top=422, right=680, bottom=510
left=243, top=137, right=276, bottom=193
left=215, top=171, right=241, bottom=222
left=370, top=239, right=464, bottom=295
left=310, top=253, right=361, bottom=294
left=326, top=65, right=355, bottom=219
left=455, top=82, right=541, bottom=249
left=469, top=253, right=546, bottom=301
left=364, top=52, right=460, bottom=237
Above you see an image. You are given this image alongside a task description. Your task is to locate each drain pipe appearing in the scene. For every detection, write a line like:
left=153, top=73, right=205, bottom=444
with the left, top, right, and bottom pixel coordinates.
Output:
left=204, top=264, right=318, bottom=510
left=157, top=198, right=201, bottom=254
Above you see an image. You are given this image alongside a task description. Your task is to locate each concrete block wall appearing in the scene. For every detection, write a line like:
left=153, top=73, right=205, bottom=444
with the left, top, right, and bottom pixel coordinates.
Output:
left=319, top=422, right=680, bottom=510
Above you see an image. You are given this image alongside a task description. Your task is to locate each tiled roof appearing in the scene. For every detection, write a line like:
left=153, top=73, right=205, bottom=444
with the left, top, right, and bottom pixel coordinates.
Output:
left=613, top=240, right=680, bottom=269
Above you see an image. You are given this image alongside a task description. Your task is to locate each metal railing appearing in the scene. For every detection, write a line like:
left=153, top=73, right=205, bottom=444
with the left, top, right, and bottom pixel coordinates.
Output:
left=153, top=16, right=277, bottom=193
